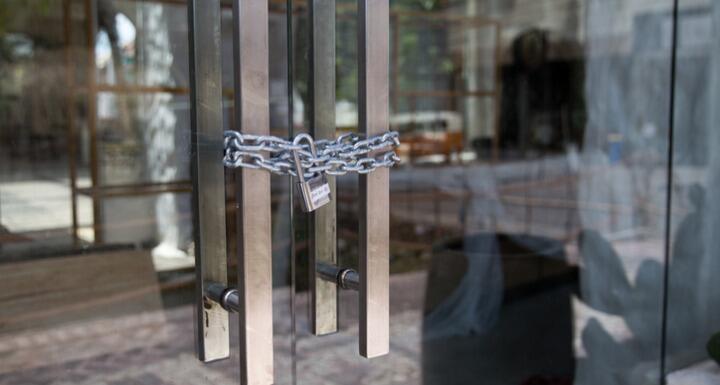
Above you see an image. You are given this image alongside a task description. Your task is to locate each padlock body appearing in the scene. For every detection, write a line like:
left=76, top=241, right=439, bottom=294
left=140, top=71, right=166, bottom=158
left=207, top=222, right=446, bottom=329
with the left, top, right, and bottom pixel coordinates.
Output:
left=296, top=174, right=331, bottom=212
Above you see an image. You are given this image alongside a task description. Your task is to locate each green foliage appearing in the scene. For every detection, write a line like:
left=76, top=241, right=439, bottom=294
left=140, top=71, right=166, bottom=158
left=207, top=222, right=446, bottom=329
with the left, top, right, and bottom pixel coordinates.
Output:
left=0, top=0, right=52, bottom=34
left=391, top=0, right=442, bottom=11
left=709, top=332, right=720, bottom=365
left=0, top=0, right=54, bottom=65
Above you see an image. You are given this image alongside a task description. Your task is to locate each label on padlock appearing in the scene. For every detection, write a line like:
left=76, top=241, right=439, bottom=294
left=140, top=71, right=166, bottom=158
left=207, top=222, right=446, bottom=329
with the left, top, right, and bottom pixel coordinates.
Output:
left=305, top=175, right=331, bottom=210
left=297, top=175, right=332, bottom=212
left=310, top=183, right=331, bottom=206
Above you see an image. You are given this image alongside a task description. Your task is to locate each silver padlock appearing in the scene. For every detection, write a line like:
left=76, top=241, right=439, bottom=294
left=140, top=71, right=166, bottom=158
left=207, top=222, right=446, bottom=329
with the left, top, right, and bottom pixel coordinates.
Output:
left=292, top=134, right=331, bottom=212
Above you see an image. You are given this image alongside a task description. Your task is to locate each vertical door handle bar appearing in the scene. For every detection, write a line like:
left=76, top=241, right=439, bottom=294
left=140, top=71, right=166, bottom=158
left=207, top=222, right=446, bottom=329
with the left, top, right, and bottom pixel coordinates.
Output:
left=188, top=0, right=230, bottom=364
left=232, top=1, right=274, bottom=384
left=190, top=1, right=274, bottom=384
left=309, top=0, right=391, bottom=359
left=309, top=0, right=339, bottom=337
left=358, top=0, right=390, bottom=358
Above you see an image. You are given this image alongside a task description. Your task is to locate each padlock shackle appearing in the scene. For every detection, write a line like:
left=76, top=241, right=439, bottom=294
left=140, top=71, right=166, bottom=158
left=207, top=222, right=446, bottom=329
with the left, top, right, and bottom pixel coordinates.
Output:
left=291, top=133, right=317, bottom=182
left=292, top=149, right=306, bottom=182
left=293, top=133, right=318, bottom=156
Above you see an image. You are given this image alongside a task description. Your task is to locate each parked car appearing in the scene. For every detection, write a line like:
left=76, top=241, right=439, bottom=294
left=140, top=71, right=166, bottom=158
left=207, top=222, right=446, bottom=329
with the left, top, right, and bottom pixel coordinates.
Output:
left=391, top=111, right=463, bottom=161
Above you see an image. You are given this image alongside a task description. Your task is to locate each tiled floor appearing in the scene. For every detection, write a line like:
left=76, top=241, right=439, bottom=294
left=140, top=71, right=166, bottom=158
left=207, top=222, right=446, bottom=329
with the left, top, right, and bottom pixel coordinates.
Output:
left=0, top=272, right=427, bottom=385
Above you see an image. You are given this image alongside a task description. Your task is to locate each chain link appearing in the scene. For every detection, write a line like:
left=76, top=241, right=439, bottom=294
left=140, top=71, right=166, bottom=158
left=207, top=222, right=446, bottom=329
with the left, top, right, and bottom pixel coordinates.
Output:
left=224, top=130, right=401, bottom=178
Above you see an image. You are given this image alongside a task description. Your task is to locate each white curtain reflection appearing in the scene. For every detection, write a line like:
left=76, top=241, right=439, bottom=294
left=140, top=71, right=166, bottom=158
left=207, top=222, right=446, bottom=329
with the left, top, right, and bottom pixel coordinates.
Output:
left=575, top=1, right=670, bottom=384
left=665, top=1, right=720, bottom=378
left=699, top=0, right=720, bottom=346
left=95, top=1, right=191, bottom=258
left=137, top=4, right=191, bottom=259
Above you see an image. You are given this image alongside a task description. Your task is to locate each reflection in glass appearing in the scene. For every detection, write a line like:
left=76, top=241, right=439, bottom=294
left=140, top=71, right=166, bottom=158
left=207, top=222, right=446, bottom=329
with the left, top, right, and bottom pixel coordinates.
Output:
left=290, top=1, right=693, bottom=385
left=665, top=2, right=720, bottom=383
left=2, top=0, right=719, bottom=384
left=0, top=1, right=293, bottom=384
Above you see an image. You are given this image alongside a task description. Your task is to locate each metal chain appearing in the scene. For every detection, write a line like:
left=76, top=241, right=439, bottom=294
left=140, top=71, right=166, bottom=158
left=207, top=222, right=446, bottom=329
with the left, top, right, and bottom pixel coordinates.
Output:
left=223, top=130, right=401, bottom=178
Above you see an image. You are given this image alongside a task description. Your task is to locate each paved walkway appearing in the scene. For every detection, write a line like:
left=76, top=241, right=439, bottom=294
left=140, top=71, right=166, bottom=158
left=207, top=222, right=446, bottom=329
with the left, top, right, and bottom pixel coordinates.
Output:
left=0, top=273, right=427, bottom=385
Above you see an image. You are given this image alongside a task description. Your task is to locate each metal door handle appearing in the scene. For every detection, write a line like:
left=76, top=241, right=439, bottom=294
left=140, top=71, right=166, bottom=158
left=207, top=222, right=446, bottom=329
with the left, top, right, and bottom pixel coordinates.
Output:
left=188, top=0, right=229, bottom=364
left=230, top=1, right=274, bottom=383
left=309, top=0, right=390, bottom=359
left=190, top=1, right=273, bottom=384
left=358, top=0, right=391, bottom=358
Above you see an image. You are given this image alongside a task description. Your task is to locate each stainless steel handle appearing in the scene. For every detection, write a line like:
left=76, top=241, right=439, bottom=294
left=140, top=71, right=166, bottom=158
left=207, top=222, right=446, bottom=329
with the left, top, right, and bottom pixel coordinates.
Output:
left=188, top=0, right=229, bottom=364
left=358, top=0, right=390, bottom=359
left=309, top=0, right=390, bottom=359
left=190, top=1, right=273, bottom=384
left=232, top=0, right=274, bottom=384
left=309, top=0, right=339, bottom=337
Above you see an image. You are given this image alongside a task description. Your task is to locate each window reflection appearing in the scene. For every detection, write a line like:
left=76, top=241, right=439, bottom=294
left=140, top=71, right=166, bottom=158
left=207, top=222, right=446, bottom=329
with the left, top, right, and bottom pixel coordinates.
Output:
left=1, top=1, right=294, bottom=384
left=298, top=1, right=712, bottom=385
left=1, top=0, right=719, bottom=384
left=665, top=2, right=720, bottom=383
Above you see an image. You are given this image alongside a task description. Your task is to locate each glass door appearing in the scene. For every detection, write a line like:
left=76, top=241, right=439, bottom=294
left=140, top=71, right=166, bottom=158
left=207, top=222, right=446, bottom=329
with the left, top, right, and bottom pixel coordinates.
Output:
left=0, top=1, right=296, bottom=384
left=3, top=1, right=720, bottom=385
left=287, top=1, right=720, bottom=385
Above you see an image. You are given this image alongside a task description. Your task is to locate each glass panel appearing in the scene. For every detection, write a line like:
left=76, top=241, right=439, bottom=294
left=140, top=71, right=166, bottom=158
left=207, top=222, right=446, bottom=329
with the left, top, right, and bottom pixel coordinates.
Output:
left=0, top=1, right=293, bottom=384
left=94, top=92, right=191, bottom=186
left=293, top=0, right=675, bottom=384
left=95, top=0, right=190, bottom=89
left=664, top=2, right=720, bottom=383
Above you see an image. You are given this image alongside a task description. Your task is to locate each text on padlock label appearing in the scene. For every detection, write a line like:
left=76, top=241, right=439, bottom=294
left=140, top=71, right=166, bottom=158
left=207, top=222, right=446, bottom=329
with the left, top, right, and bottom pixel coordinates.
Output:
left=310, top=183, right=331, bottom=206
left=304, top=175, right=331, bottom=210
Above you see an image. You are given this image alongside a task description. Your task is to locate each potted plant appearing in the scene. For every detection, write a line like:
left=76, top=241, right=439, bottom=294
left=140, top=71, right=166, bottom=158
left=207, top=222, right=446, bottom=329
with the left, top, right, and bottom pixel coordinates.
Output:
left=709, top=332, right=720, bottom=365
